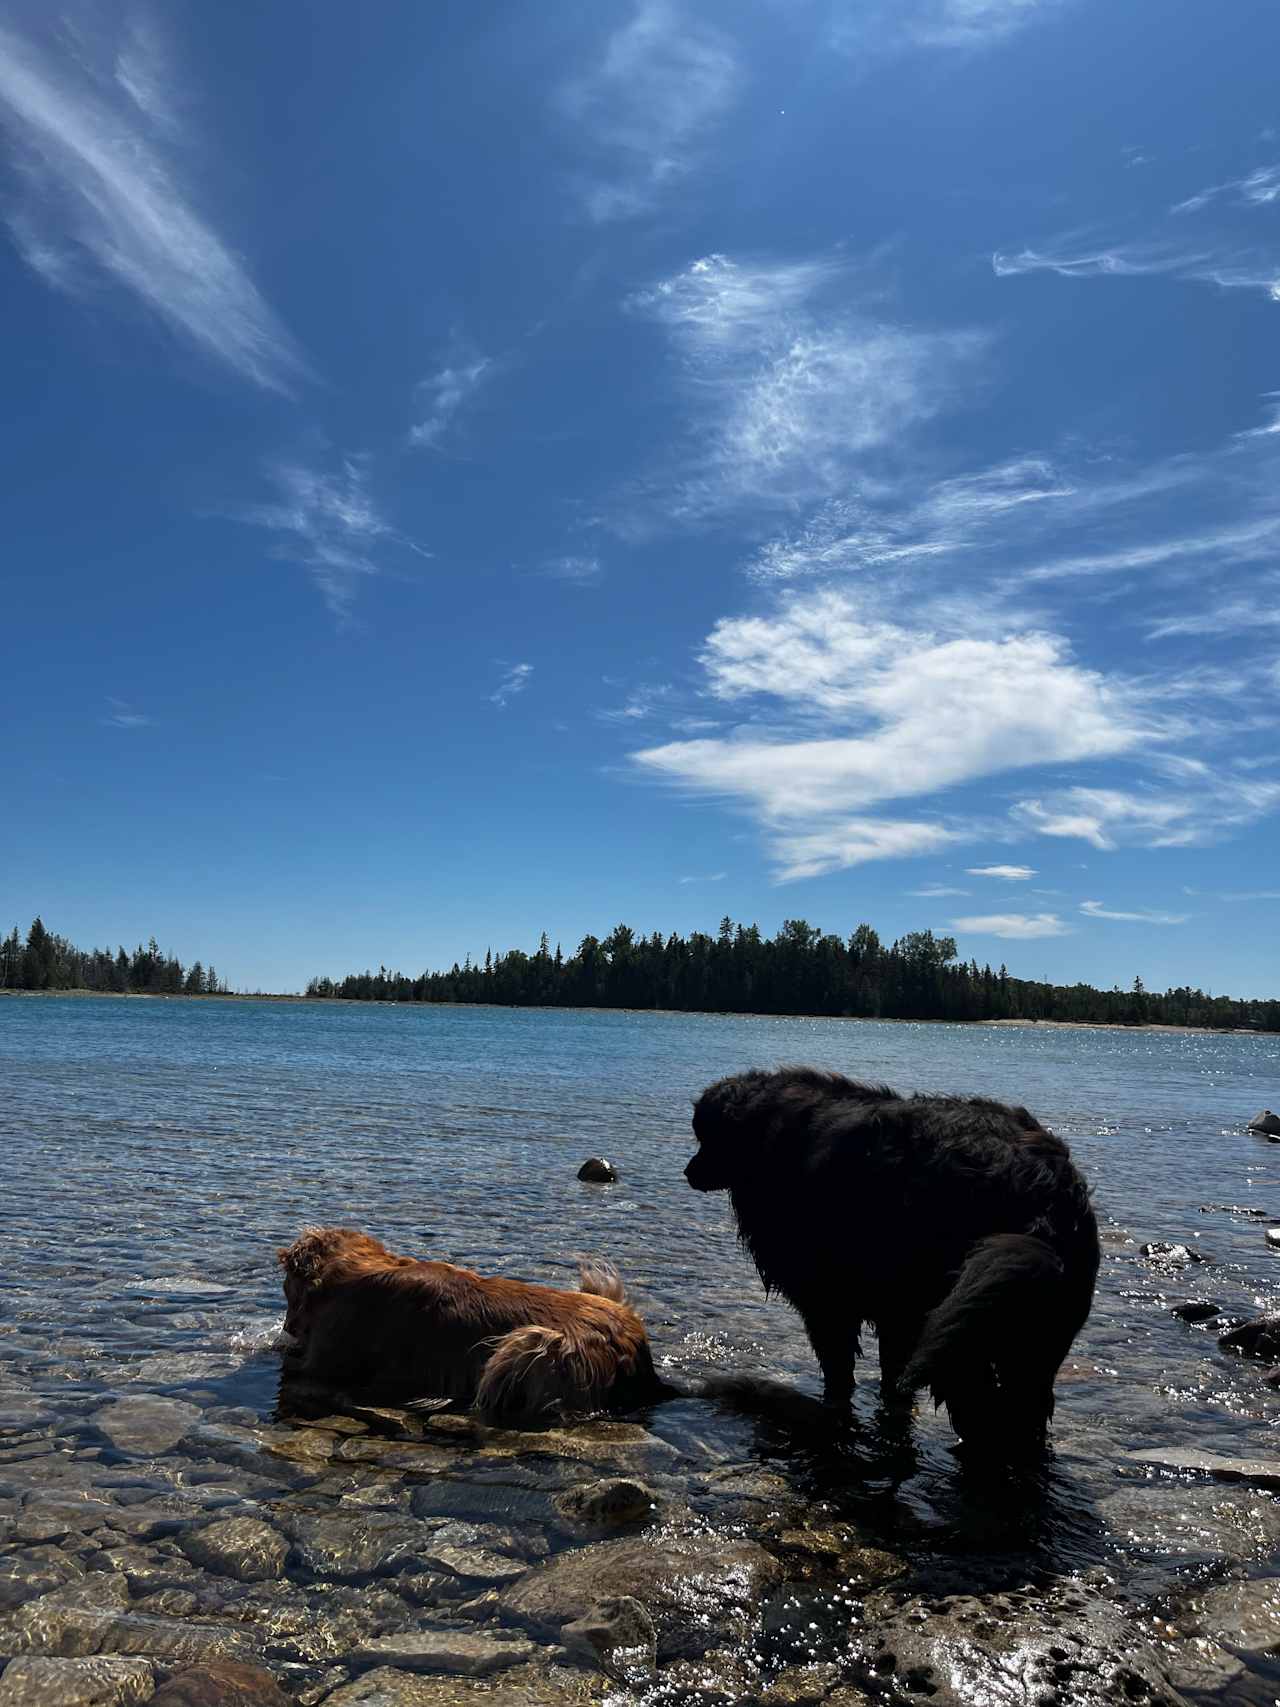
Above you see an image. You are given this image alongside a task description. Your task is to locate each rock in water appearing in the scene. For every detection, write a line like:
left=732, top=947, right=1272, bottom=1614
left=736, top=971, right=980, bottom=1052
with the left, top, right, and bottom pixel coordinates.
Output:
left=1171, top=1301, right=1221, bottom=1323
left=1140, top=1241, right=1209, bottom=1264
left=149, top=1664, right=292, bottom=1706
left=1219, top=1315, right=1280, bottom=1359
left=1267, top=1229, right=1280, bottom=1250
left=0, top=1657, right=155, bottom=1706
left=1247, top=1110, right=1280, bottom=1136
left=177, top=1517, right=288, bottom=1582
left=577, top=1158, right=617, bottom=1183
left=562, top=1595, right=657, bottom=1680
left=499, top=1533, right=783, bottom=1659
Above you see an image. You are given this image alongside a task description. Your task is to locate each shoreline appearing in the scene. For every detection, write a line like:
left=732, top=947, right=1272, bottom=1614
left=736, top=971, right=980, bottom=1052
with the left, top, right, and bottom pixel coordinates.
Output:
left=0, top=987, right=1268, bottom=1036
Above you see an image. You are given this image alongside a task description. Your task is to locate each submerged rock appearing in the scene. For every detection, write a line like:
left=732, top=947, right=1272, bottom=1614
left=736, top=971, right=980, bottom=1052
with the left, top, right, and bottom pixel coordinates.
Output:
left=1218, top=1315, right=1280, bottom=1359
left=178, top=1517, right=288, bottom=1583
left=576, top=1159, right=616, bottom=1183
left=348, top=1632, right=536, bottom=1676
left=1125, top=1444, right=1280, bottom=1490
left=1247, top=1110, right=1280, bottom=1136
left=148, top=1662, right=291, bottom=1706
left=283, top=1510, right=436, bottom=1579
left=855, top=1588, right=1189, bottom=1707
left=0, top=1656, right=155, bottom=1706
left=562, top=1595, right=657, bottom=1681
left=320, top=1661, right=606, bottom=1706
left=554, top=1478, right=655, bottom=1526
left=93, top=1399, right=201, bottom=1458
left=1140, top=1242, right=1209, bottom=1264
left=499, top=1533, right=784, bottom=1659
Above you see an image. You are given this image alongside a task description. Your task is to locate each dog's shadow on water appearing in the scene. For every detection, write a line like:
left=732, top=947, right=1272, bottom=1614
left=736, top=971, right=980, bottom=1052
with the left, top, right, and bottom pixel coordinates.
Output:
left=666, top=1373, right=1107, bottom=1594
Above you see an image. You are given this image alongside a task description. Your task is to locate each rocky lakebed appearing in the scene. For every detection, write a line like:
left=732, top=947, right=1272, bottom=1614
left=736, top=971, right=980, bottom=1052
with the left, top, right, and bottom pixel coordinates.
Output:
left=3, top=1239, right=1280, bottom=1707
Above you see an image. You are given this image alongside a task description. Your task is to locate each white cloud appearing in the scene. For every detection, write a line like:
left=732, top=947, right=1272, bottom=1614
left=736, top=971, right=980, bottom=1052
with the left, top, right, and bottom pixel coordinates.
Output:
left=967, top=863, right=1035, bottom=880
left=832, top=0, right=1061, bottom=54
left=491, top=663, right=533, bottom=707
left=634, top=589, right=1160, bottom=877
left=410, top=356, right=492, bottom=450
left=1023, top=518, right=1280, bottom=583
left=0, top=16, right=305, bottom=391
left=101, top=697, right=151, bottom=729
left=542, top=555, right=603, bottom=584
left=993, top=242, right=1280, bottom=303
left=950, top=912, right=1071, bottom=939
left=908, top=884, right=971, bottom=897
left=1172, top=164, right=1280, bottom=216
left=558, top=2, right=739, bottom=221
left=1079, top=899, right=1188, bottom=924
left=235, top=459, right=427, bottom=623
left=629, top=254, right=986, bottom=516
left=1014, top=771, right=1280, bottom=851
left=679, top=871, right=727, bottom=884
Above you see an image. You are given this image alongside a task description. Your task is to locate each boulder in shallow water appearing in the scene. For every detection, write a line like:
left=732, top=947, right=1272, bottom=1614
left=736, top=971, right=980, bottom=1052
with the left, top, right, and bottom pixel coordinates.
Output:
left=1171, top=1300, right=1221, bottom=1323
left=576, top=1158, right=617, bottom=1183
left=1140, top=1242, right=1209, bottom=1264
left=1267, top=1228, right=1280, bottom=1250
left=1247, top=1110, right=1280, bottom=1135
left=1218, top=1315, right=1280, bottom=1360
left=554, top=1478, right=655, bottom=1526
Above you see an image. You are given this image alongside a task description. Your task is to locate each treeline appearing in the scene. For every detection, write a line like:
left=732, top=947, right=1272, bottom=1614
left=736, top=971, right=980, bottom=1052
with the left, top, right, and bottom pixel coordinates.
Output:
left=0, top=917, right=227, bottom=996
left=306, top=917, right=1280, bottom=1032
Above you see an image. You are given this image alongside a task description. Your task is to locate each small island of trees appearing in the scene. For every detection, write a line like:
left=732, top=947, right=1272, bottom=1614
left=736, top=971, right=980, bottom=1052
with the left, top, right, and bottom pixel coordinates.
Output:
left=306, top=916, right=1280, bottom=1032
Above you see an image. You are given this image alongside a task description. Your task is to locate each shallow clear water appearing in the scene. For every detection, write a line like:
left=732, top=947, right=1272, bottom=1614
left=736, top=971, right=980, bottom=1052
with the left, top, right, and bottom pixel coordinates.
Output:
left=2, top=996, right=1279, bottom=1700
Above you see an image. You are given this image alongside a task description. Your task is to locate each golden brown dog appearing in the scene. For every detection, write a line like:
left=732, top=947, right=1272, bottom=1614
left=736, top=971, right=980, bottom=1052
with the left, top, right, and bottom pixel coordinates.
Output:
left=276, top=1226, right=665, bottom=1420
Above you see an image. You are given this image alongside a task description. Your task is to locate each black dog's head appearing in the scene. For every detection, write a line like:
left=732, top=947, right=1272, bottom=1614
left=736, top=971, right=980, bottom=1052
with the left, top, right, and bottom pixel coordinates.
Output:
left=684, top=1070, right=783, bottom=1191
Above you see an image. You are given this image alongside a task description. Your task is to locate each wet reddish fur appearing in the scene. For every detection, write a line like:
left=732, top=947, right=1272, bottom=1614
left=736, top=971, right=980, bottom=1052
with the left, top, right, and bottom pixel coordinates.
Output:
left=276, top=1226, right=661, bottom=1418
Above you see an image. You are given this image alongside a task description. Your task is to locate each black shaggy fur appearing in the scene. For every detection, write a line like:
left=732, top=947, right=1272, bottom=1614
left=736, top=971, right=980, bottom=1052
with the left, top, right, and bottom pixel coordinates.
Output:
left=685, top=1066, right=1100, bottom=1457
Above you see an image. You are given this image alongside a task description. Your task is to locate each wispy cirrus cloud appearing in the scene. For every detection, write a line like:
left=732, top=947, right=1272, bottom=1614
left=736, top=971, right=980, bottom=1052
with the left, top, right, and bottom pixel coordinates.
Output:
left=908, top=884, right=971, bottom=897
left=950, top=912, right=1071, bottom=939
left=490, top=663, right=533, bottom=708
left=1079, top=899, right=1188, bottom=924
left=0, top=12, right=306, bottom=391
left=541, top=555, right=604, bottom=584
left=410, top=354, right=493, bottom=450
left=831, top=0, right=1063, bottom=55
left=679, top=871, right=727, bottom=884
left=233, top=458, right=427, bottom=623
left=1172, top=164, right=1280, bottom=216
left=967, top=864, right=1035, bottom=880
left=993, top=240, right=1280, bottom=302
left=101, top=697, right=151, bottom=729
left=634, top=588, right=1163, bottom=878
left=557, top=2, right=740, bottom=222
left=628, top=253, right=986, bottom=519
left=1014, top=767, right=1280, bottom=852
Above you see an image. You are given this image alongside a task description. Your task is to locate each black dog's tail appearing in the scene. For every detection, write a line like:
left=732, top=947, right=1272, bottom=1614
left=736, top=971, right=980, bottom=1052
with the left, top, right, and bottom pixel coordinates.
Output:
left=899, top=1234, right=1073, bottom=1455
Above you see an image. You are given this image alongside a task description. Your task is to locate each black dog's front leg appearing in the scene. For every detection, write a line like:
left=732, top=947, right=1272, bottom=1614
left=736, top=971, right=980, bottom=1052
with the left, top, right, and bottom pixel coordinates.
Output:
left=801, top=1309, right=863, bottom=1410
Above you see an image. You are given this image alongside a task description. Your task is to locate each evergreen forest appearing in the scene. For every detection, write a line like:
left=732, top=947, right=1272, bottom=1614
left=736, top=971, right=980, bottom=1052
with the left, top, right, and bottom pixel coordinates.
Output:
left=0, top=917, right=227, bottom=996
left=305, top=918, right=1280, bottom=1031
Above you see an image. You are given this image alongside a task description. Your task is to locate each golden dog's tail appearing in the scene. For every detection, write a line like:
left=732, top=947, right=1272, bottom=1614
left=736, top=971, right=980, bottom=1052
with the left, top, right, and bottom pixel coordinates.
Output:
left=474, top=1323, right=617, bottom=1419
left=576, top=1256, right=627, bottom=1303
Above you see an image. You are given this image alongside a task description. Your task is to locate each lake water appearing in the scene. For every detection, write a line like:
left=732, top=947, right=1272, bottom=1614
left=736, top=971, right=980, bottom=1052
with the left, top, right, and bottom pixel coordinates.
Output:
left=2, top=996, right=1279, bottom=1704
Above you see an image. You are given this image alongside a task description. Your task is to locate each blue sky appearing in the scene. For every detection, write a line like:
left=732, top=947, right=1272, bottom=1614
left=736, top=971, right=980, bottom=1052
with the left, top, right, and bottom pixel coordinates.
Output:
left=3, top=0, right=1279, bottom=997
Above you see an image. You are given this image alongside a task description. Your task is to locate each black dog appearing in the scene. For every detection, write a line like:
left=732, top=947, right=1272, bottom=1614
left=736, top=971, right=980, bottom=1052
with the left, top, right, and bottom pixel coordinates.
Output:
left=685, top=1066, right=1099, bottom=1456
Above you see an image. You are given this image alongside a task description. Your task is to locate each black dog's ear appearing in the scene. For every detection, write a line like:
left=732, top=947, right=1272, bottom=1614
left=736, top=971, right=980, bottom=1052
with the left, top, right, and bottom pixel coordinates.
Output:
left=693, top=1071, right=771, bottom=1138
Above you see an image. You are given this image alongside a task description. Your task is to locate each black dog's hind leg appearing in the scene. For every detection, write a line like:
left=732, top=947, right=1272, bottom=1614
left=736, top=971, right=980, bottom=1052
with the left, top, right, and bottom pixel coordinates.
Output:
left=800, top=1308, right=863, bottom=1410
